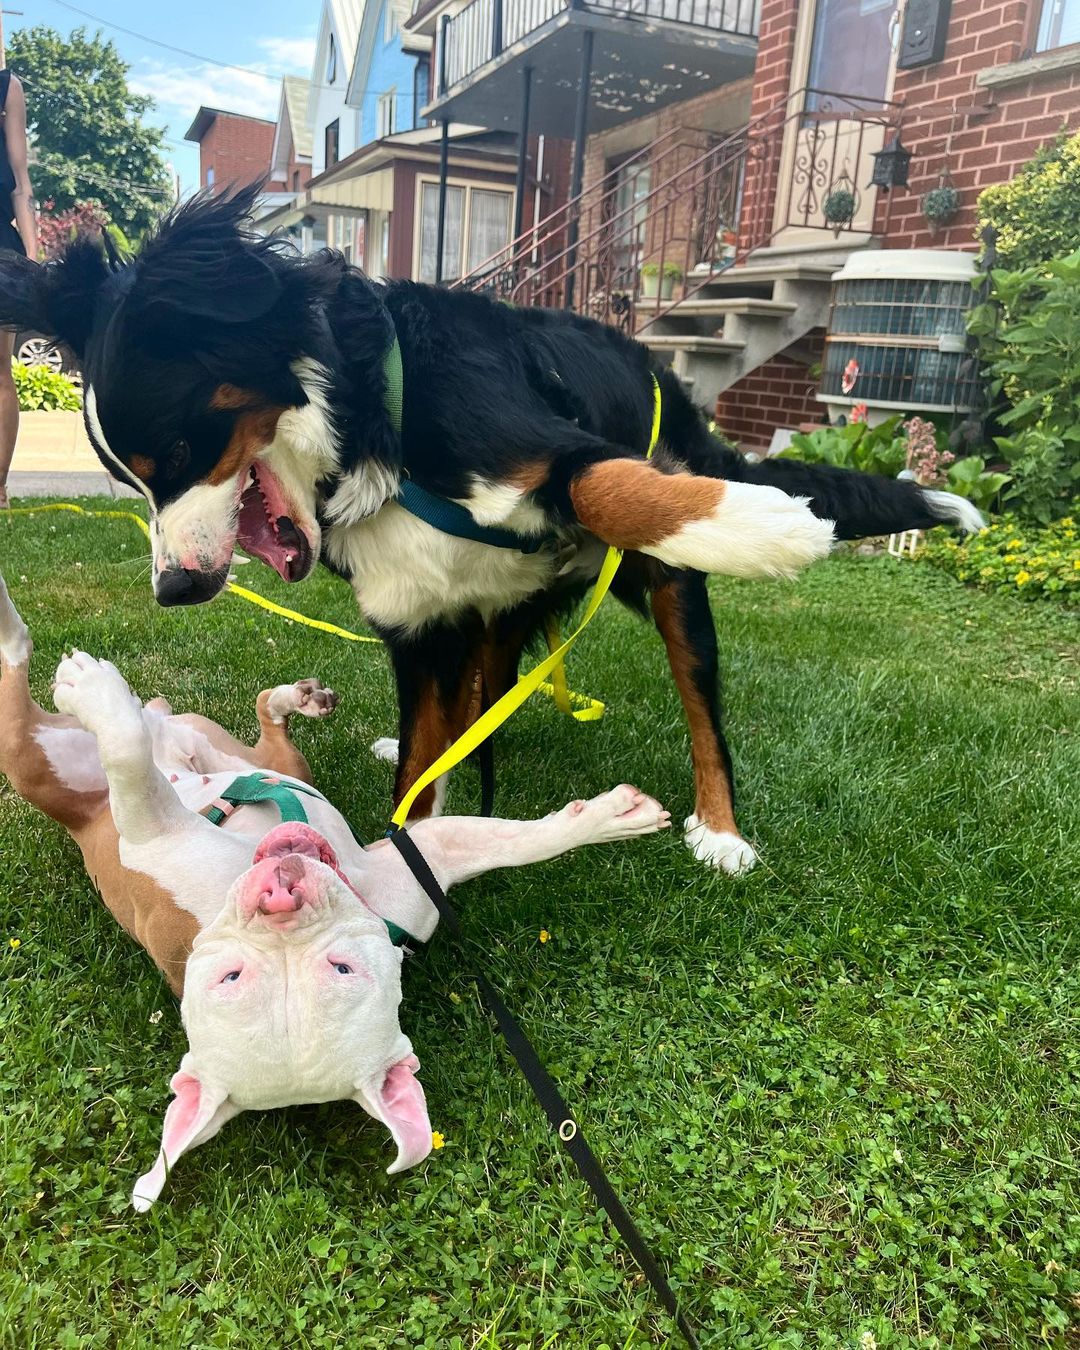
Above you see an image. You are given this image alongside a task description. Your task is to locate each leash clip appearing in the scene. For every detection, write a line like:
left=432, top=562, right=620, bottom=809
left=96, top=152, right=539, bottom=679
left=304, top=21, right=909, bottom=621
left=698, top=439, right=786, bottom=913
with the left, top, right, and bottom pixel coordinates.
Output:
left=558, top=1118, right=577, bottom=1142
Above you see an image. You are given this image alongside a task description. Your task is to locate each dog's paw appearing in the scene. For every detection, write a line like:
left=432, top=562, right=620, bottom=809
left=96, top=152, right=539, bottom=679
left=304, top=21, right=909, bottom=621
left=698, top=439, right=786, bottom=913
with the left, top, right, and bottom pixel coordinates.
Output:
left=646, top=482, right=834, bottom=580
left=53, top=650, right=144, bottom=737
left=265, top=679, right=338, bottom=724
left=566, top=784, right=670, bottom=843
left=371, top=737, right=399, bottom=765
left=684, top=815, right=757, bottom=875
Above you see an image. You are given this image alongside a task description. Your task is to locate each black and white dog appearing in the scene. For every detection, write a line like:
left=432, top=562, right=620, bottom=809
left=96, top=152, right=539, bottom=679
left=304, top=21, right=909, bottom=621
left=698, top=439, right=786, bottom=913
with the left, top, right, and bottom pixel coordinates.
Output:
left=0, top=187, right=981, bottom=873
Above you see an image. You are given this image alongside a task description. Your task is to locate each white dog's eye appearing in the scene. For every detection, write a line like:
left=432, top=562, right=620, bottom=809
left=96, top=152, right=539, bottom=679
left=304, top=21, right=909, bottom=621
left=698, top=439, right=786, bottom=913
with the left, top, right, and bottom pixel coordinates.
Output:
left=221, top=970, right=241, bottom=984
left=332, top=962, right=352, bottom=976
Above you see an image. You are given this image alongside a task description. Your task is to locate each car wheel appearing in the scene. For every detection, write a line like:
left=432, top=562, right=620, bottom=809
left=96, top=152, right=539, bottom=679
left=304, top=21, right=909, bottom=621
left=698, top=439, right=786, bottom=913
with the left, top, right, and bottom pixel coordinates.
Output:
left=16, top=337, right=63, bottom=373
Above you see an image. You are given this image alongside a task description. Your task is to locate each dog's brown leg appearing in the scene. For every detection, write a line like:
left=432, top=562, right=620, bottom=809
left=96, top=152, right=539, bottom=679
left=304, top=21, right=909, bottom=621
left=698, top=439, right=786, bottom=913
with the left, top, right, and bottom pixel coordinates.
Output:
left=651, top=571, right=757, bottom=875
left=0, top=579, right=107, bottom=831
left=389, top=621, right=484, bottom=819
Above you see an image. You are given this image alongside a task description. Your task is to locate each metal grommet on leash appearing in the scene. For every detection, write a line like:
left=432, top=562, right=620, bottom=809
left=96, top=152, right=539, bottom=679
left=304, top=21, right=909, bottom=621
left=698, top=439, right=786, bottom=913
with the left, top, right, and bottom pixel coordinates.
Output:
left=559, top=1118, right=577, bottom=1142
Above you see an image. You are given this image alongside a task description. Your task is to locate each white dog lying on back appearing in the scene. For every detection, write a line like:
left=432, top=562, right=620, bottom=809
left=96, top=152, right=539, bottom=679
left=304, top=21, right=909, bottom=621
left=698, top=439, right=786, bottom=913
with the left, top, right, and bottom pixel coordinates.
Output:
left=0, top=570, right=670, bottom=1210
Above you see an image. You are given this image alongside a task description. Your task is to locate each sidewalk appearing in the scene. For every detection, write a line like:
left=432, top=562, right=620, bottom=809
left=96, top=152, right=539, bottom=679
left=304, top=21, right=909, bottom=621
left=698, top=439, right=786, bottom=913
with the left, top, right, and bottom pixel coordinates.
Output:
left=6, top=409, right=138, bottom=499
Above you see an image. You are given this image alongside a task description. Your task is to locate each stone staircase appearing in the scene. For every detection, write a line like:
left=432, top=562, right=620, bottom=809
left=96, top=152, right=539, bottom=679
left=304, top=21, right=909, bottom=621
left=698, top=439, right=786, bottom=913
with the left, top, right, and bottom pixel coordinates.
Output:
left=636, top=250, right=854, bottom=406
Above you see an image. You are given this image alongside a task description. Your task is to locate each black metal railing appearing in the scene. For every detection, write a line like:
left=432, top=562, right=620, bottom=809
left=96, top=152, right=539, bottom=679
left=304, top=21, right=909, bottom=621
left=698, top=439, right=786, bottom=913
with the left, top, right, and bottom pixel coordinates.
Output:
left=437, top=0, right=759, bottom=96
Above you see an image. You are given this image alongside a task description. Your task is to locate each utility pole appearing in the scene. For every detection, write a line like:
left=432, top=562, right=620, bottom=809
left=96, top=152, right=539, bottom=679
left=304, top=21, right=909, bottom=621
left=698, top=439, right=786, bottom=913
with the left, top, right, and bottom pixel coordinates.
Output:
left=0, top=12, right=25, bottom=68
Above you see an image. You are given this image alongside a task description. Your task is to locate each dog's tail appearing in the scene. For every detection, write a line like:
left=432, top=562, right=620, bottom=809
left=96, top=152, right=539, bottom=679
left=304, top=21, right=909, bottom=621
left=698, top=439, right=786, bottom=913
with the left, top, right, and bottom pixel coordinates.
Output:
left=656, top=371, right=986, bottom=539
left=0, top=569, right=31, bottom=672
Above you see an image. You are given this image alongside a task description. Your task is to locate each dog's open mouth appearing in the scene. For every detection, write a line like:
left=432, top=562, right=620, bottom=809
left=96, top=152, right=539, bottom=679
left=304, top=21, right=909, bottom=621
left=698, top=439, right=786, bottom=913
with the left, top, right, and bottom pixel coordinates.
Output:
left=237, top=462, right=313, bottom=582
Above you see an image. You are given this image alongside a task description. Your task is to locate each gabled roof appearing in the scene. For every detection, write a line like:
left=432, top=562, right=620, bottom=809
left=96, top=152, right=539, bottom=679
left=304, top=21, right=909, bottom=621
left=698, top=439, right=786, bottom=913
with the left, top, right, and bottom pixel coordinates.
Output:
left=270, top=76, right=314, bottom=180
left=326, top=0, right=364, bottom=78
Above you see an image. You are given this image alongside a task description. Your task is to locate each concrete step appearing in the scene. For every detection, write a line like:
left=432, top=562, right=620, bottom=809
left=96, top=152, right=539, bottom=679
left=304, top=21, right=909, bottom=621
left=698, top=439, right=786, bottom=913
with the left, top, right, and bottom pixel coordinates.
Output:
left=637, top=297, right=798, bottom=333
left=641, top=334, right=745, bottom=356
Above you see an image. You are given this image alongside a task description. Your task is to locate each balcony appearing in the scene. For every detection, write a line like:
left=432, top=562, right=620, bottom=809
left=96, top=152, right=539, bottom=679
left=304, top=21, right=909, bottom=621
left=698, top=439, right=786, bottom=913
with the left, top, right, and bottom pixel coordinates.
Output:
left=425, top=0, right=759, bottom=135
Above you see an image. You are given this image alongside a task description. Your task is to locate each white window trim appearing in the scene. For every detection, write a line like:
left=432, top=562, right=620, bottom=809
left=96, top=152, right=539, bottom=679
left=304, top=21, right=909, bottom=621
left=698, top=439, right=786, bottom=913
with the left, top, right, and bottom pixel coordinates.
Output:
left=412, top=174, right=516, bottom=283
left=326, top=32, right=337, bottom=83
left=377, top=89, right=397, bottom=138
left=384, top=1, right=397, bottom=43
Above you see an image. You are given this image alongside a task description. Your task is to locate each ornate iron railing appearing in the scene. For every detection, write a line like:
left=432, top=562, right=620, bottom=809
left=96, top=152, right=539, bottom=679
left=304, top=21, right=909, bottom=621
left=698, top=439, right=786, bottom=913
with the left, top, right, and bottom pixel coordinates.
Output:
left=438, top=0, right=760, bottom=96
left=456, top=88, right=904, bottom=334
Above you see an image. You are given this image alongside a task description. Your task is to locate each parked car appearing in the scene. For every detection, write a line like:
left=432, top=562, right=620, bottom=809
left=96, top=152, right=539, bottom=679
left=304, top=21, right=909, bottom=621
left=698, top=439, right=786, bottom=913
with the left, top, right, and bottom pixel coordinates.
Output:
left=14, top=330, right=78, bottom=376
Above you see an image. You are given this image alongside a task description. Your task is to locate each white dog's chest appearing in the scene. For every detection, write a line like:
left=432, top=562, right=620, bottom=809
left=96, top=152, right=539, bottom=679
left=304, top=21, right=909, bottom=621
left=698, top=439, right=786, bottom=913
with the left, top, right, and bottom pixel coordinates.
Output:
left=324, top=502, right=563, bottom=633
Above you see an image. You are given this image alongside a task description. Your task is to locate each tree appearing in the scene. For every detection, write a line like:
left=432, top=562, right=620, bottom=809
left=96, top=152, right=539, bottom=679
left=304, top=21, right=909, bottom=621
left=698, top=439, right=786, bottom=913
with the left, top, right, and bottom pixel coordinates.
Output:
left=7, top=25, right=173, bottom=241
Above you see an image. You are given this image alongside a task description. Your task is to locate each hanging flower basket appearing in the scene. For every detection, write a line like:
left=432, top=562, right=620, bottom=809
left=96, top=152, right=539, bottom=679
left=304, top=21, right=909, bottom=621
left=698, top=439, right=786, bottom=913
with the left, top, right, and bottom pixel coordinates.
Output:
left=922, top=184, right=960, bottom=226
left=823, top=189, right=856, bottom=227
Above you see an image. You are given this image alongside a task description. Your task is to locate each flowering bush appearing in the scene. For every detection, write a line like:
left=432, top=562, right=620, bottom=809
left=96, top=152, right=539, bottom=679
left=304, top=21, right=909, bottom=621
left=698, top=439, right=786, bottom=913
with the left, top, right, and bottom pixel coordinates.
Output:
left=904, top=415, right=954, bottom=485
left=37, top=199, right=130, bottom=262
left=11, top=361, right=81, bottom=411
left=977, top=131, right=1080, bottom=272
left=921, top=509, right=1080, bottom=604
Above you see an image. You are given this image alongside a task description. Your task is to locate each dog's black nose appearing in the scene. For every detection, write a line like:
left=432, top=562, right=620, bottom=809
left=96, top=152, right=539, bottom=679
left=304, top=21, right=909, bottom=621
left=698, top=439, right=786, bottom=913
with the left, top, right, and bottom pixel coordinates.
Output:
left=155, top=567, right=225, bottom=607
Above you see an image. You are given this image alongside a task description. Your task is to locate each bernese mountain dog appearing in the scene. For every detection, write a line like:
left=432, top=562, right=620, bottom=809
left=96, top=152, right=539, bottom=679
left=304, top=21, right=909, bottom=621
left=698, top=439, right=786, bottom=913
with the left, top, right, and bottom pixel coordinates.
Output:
left=0, top=186, right=982, bottom=873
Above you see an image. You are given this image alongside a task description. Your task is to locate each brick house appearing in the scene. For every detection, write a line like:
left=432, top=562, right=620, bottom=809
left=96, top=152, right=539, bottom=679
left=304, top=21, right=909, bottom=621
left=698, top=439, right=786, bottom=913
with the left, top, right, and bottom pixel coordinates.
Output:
left=183, top=107, right=279, bottom=193
left=416, top=0, right=1080, bottom=449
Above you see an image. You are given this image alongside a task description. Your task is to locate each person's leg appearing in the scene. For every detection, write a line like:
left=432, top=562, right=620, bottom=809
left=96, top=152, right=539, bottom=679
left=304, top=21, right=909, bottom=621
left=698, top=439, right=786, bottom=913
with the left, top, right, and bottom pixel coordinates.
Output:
left=0, top=329, right=17, bottom=508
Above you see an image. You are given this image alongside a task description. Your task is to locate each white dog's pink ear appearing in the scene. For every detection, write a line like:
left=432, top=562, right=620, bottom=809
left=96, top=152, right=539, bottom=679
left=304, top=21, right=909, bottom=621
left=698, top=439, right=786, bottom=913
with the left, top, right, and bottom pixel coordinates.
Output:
left=355, top=1053, right=432, bottom=1175
left=131, top=1068, right=239, bottom=1213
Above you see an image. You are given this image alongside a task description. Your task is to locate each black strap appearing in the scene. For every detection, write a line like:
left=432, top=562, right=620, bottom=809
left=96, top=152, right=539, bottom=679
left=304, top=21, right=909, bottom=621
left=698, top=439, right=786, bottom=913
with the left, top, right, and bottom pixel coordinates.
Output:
left=388, top=826, right=701, bottom=1348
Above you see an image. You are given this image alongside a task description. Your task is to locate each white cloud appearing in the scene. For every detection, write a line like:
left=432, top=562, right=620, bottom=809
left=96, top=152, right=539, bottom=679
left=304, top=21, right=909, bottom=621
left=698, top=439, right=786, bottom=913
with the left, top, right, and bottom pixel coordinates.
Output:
left=131, top=61, right=281, bottom=125
left=255, top=36, right=317, bottom=71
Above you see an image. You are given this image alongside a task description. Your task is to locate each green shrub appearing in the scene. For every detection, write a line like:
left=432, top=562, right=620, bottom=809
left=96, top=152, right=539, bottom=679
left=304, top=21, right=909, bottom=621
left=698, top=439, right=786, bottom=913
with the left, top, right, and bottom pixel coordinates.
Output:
left=967, top=252, right=1080, bottom=523
left=779, top=417, right=1007, bottom=507
left=921, top=508, right=1080, bottom=604
left=977, top=130, right=1080, bottom=271
left=11, top=361, right=81, bottom=412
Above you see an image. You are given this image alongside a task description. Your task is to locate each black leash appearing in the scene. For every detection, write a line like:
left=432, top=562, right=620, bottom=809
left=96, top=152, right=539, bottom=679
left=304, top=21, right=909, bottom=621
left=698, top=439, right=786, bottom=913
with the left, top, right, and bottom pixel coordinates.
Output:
left=388, top=825, right=701, bottom=1348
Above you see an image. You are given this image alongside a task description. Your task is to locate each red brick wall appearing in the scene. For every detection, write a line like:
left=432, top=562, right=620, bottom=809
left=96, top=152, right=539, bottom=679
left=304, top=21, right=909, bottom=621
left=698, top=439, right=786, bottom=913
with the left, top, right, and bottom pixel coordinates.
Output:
left=197, top=114, right=276, bottom=191
left=714, top=333, right=825, bottom=450
left=878, top=0, right=1080, bottom=249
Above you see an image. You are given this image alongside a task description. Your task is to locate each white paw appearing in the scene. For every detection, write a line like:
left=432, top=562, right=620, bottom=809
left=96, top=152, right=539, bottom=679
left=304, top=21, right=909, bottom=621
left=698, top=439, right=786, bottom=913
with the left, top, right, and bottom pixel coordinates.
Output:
left=684, top=815, right=758, bottom=875
left=647, top=482, right=834, bottom=580
left=569, top=784, right=671, bottom=842
left=52, top=650, right=144, bottom=736
left=371, top=737, right=400, bottom=765
left=266, top=678, right=338, bottom=723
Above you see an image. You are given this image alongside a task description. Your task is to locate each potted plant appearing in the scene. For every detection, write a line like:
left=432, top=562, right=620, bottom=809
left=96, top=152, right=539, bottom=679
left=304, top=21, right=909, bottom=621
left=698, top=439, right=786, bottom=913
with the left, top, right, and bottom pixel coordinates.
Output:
left=823, top=189, right=856, bottom=228
left=922, top=184, right=960, bottom=230
left=640, top=260, right=683, bottom=300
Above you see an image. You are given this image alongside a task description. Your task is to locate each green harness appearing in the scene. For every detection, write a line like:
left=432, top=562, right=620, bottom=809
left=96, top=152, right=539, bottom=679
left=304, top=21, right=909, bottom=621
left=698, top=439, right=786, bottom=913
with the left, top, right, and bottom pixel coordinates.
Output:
left=201, top=773, right=413, bottom=947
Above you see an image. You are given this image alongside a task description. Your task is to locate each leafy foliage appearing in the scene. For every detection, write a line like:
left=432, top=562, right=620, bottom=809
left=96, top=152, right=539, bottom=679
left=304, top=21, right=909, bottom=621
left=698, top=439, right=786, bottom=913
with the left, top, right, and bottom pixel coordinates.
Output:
left=779, top=418, right=1007, bottom=508
left=11, top=361, right=81, bottom=411
left=37, top=199, right=130, bottom=263
left=967, top=253, right=1080, bottom=523
left=977, top=130, right=1080, bottom=272
left=1, top=506, right=1079, bottom=1346
left=7, top=26, right=172, bottom=240
left=922, top=508, right=1080, bottom=604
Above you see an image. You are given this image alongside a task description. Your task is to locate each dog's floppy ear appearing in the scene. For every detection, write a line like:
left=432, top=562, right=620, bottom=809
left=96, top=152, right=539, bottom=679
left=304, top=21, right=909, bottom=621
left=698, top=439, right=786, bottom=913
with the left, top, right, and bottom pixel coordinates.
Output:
left=131, top=1063, right=240, bottom=1212
left=354, top=1052, right=432, bottom=1175
left=132, top=182, right=282, bottom=329
left=0, top=236, right=110, bottom=356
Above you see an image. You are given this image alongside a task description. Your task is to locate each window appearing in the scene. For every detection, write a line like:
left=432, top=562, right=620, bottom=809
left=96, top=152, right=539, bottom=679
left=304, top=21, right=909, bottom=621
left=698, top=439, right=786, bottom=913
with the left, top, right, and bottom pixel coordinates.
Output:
left=805, top=0, right=897, bottom=110
left=377, top=90, right=396, bottom=138
left=292, top=169, right=301, bottom=191
left=1037, top=0, right=1080, bottom=50
left=413, top=59, right=430, bottom=129
left=384, top=0, right=397, bottom=43
left=206, top=166, right=215, bottom=187
left=326, top=32, right=338, bottom=83
left=418, top=181, right=513, bottom=282
left=325, top=118, right=340, bottom=167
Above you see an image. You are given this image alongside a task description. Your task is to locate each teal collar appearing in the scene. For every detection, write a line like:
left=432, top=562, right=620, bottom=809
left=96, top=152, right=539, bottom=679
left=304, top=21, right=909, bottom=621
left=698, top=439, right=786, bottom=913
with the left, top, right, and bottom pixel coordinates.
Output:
left=201, top=772, right=414, bottom=947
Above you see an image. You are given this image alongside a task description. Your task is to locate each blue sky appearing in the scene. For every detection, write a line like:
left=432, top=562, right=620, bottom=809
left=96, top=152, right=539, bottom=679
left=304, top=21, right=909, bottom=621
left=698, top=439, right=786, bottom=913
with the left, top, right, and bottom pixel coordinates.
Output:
left=7, top=0, right=319, bottom=194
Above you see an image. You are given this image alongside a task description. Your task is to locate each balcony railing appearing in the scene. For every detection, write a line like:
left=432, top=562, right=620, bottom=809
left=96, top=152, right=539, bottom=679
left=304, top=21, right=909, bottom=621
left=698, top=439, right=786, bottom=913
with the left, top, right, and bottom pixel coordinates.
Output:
left=438, top=0, right=759, bottom=96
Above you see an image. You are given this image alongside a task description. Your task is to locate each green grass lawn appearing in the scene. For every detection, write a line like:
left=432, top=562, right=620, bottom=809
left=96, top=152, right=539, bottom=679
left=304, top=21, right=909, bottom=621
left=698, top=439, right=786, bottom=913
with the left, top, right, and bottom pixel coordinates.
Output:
left=1, top=499, right=1079, bottom=1349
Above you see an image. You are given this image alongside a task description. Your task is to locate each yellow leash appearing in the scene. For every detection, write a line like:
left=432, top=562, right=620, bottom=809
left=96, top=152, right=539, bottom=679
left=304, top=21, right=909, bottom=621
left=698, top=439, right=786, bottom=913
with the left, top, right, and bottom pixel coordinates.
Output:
left=6, top=373, right=662, bottom=825
left=392, top=376, right=662, bottom=825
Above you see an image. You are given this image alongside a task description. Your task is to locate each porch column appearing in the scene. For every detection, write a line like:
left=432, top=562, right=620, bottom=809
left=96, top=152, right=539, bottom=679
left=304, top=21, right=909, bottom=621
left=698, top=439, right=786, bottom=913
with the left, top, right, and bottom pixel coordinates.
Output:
left=564, top=29, right=594, bottom=309
left=513, top=66, right=533, bottom=240
left=435, top=117, right=450, bottom=285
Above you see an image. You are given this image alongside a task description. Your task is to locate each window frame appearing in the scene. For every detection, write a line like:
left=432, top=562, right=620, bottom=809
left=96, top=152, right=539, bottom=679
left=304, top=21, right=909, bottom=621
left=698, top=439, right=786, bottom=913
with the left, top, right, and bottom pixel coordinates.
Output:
left=377, top=89, right=397, bottom=139
left=326, top=32, right=338, bottom=83
left=414, top=175, right=515, bottom=283
left=325, top=118, right=340, bottom=168
left=384, top=0, right=397, bottom=43
left=1035, top=0, right=1080, bottom=52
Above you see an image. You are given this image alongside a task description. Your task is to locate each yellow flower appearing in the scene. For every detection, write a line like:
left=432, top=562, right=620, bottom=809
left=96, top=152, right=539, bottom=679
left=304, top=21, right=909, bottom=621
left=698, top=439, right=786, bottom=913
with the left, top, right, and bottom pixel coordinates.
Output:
left=431, top=1131, right=446, bottom=1150
left=1015, top=570, right=1031, bottom=586
left=539, top=929, right=551, bottom=944
left=1061, top=517, right=1074, bottom=527
left=1002, top=554, right=1018, bottom=563
left=1008, top=538, right=1024, bottom=549
left=8, top=937, right=20, bottom=950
